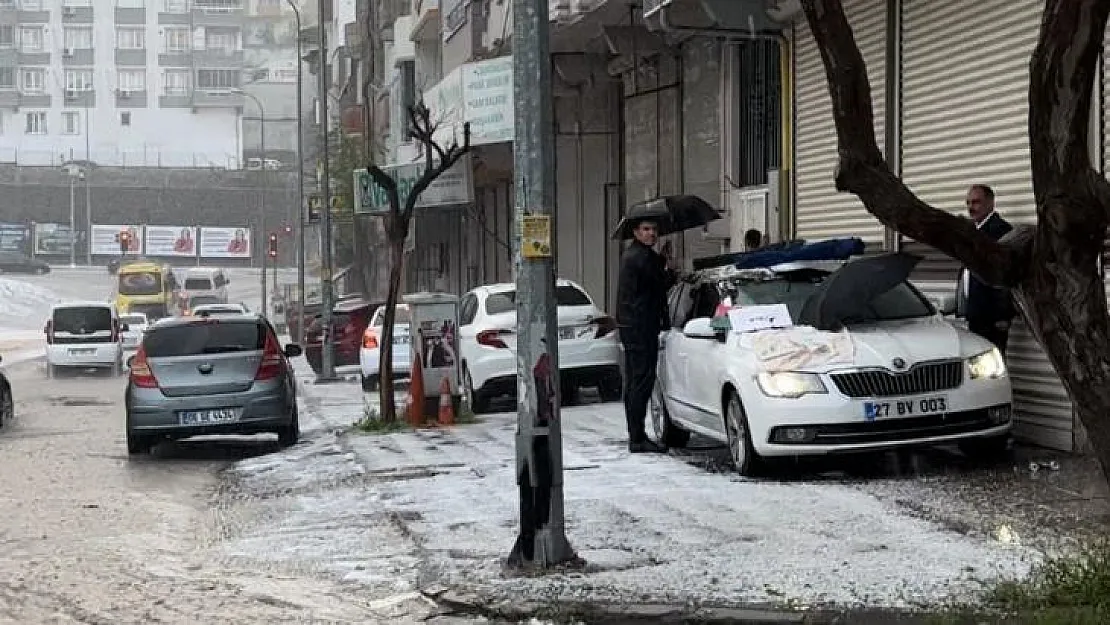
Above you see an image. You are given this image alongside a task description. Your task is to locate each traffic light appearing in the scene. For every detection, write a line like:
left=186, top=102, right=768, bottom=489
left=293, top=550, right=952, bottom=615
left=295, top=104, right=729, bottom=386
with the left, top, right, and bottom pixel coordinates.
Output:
left=119, top=230, right=131, bottom=254
left=283, top=224, right=293, bottom=236
left=267, top=233, right=278, bottom=259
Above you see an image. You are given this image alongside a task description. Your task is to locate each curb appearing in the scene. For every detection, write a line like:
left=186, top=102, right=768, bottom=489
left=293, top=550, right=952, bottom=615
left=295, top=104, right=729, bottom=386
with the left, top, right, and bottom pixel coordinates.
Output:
left=427, top=591, right=953, bottom=625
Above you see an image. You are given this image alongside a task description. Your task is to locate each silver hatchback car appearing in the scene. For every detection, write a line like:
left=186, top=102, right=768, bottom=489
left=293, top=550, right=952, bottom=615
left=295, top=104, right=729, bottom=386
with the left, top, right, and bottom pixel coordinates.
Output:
left=124, top=314, right=302, bottom=456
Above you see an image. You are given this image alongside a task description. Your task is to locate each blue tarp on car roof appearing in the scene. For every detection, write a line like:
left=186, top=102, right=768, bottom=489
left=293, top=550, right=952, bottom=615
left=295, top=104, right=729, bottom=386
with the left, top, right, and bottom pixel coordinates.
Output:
left=730, top=237, right=866, bottom=269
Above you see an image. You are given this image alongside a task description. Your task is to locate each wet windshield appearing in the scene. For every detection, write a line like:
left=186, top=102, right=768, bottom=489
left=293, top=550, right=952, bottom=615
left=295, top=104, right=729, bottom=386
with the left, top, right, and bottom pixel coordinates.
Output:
left=732, top=277, right=933, bottom=324
left=118, top=272, right=163, bottom=296
left=144, top=321, right=264, bottom=357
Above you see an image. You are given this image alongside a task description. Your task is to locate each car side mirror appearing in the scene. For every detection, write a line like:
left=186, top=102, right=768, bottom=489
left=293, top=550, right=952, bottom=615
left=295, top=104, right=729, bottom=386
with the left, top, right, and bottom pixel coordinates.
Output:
left=126, top=355, right=135, bottom=367
left=682, top=317, right=717, bottom=339
left=931, top=294, right=957, bottom=316
left=283, top=343, right=303, bottom=358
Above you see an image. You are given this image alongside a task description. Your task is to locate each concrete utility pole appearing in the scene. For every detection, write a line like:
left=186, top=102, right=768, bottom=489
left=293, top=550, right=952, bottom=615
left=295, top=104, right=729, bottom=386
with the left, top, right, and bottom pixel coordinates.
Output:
left=68, top=172, right=76, bottom=268
left=506, top=0, right=576, bottom=569
left=317, top=0, right=337, bottom=381
left=235, top=89, right=268, bottom=317
left=287, top=0, right=307, bottom=344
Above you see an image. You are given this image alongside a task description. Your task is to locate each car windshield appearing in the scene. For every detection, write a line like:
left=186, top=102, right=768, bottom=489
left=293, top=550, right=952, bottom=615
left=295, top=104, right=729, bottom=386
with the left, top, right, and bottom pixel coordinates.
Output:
left=188, top=296, right=223, bottom=308
left=118, top=272, right=163, bottom=296
left=485, top=285, right=591, bottom=315
left=144, top=321, right=265, bottom=357
left=53, top=307, right=112, bottom=333
left=120, top=314, right=146, bottom=326
left=731, top=276, right=933, bottom=323
left=184, top=278, right=213, bottom=290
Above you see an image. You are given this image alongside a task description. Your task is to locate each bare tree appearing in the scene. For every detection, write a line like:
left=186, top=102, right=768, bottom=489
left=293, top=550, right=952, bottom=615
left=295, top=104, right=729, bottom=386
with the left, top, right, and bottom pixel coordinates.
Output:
left=799, top=0, right=1110, bottom=477
left=367, top=102, right=471, bottom=423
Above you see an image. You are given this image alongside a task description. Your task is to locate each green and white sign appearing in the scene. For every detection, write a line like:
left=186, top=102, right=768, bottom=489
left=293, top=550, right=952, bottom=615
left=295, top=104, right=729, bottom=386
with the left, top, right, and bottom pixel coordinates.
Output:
left=353, top=155, right=473, bottom=215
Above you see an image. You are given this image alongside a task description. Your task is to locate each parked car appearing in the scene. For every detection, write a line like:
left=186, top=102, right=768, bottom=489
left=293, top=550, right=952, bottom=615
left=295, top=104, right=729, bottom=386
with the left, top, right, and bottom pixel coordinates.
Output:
left=182, top=294, right=225, bottom=316
left=119, top=312, right=150, bottom=351
left=191, top=303, right=250, bottom=317
left=44, top=302, right=127, bottom=377
left=651, top=253, right=1014, bottom=476
left=359, top=304, right=412, bottom=391
left=0, top=252, right=50, bottom=275
left=124, top=314, right=302, bottom=455
left=180, top=267, right=230, bottom=304
left=0, top=354, right=12, bottom=428
left=458, top=279, right=621, bottom=413
left=303, top=297, right=378, bottom=373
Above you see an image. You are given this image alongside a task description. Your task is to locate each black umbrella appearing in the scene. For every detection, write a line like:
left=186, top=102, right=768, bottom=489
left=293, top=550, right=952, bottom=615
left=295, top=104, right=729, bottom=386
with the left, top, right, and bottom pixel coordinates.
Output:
left=795, top=253, right=922, bottom=331
left=611, top=195, right=722, bottom=240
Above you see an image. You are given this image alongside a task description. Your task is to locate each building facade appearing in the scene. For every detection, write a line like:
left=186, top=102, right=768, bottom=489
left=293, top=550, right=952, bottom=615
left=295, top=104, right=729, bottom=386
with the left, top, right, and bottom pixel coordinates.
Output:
left=0, top=0, right=254, bottom=168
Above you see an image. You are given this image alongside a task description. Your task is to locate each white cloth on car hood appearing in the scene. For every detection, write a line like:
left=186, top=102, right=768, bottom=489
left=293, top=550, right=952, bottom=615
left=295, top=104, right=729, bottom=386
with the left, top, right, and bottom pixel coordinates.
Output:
left=739, top=325, right=855, bottom=372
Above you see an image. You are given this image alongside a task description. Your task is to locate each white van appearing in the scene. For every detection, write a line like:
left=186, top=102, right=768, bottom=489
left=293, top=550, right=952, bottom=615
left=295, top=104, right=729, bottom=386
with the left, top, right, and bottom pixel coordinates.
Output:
left=44, top=302, right=126, bottom=377
left=181, top=268, right=229, bottom=303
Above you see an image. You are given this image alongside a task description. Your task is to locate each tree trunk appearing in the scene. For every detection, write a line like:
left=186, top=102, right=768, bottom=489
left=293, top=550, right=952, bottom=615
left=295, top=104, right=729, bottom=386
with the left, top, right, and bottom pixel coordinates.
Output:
left=800, top=0, right=1110, bottom=478
left=377, top=231, right=407, bottom=423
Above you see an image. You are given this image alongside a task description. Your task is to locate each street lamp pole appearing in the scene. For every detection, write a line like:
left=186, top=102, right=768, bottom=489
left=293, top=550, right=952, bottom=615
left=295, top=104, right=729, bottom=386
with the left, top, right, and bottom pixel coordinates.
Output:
left=317, top=0, right=337, bottom=381
left=237, top=90, right=268, bottom=318
left=286, top=0, right=306, bottom=345
left=84, top=105, right=92, bottom=266
left=68, top=173, right=76, bottom=268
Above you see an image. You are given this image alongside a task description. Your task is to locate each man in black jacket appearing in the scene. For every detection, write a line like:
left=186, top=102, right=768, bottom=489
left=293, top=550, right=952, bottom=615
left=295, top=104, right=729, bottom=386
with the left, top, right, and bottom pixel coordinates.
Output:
left=617, top=218, right=676, bottom=453
left=957, top=184, right=1016, bottom=353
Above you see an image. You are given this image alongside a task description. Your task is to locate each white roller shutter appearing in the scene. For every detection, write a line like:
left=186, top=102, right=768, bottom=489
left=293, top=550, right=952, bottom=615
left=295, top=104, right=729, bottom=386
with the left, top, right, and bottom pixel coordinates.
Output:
left=900, top=0, right=1072, bottom=451
left=792, top=0, right=886, bottom=245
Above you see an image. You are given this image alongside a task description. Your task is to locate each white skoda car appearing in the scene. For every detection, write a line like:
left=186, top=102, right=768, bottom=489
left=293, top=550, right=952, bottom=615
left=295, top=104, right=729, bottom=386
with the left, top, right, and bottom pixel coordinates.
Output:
left=651, top=257, right=1013, bottom=476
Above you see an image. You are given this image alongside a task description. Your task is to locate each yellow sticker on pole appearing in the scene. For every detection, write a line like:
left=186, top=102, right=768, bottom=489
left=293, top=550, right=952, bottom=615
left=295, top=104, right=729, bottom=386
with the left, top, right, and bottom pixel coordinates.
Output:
left=521, top=214, right=552, bottom=258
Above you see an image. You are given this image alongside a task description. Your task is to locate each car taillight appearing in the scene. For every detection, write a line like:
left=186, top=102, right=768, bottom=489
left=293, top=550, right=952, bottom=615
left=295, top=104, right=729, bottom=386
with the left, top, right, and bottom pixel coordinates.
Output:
left=592, top=316, right=617, bottom=339
left=255, top=333, right=285, bottom=380
left=477, top=329, right=511, bottom=349
left=129, top=346, right=159, bottom=388
left=363, top=329, right=379, bottom=349
left=44, top=320, right=54, bottom=344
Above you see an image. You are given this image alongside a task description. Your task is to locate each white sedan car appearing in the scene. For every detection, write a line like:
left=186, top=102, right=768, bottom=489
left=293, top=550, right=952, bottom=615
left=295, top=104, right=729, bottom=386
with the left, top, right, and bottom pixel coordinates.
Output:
left=190, top=303, right=250, bottom=317
left=359, top=304, right=412, bottom=391
left=459, top=279, right=622, bottom=413
left=119, top=312, right=149, bottom=351
left=652, top=261, right=1013, bottom=476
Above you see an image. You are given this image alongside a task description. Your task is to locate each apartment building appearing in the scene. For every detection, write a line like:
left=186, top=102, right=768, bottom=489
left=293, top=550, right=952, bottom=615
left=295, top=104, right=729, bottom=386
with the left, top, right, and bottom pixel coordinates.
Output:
left=0, top=0, right=248, bottom=168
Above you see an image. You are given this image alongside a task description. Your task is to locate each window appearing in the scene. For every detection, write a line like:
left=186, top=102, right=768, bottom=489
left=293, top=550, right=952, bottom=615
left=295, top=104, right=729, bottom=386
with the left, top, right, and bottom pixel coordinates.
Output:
left=51, top=307, right=113, bottom=336
left=721, top=276, right=933, bottom=326
left=20, top=68, right=44, bottom=93
left=118, top=272, right=163, bottom=296
left=117, top=69, right=146, bottom=91
left=204, top=28, right=237, bottom=52
left=19, top=27, right=43, bottom=53
left=483, top=286, right=592, bottom=315
left=163, top=27, right=190, bottom=52
left=732, top=40, right=783, bottom=187
left=24, top=111, right=46, bottom=135
left=62, top=111, right=80, bottom=134
left=62, top=0, right=92, bottom=6
left=196, top=68, right=237, bottom=90
left=459, top=295, right=477, bottom=325
left=162, top=69, right=190, bottom=94
left=144, top=321, right=265, bottom=358
left=64, top=69, right=94, bottom=92
left=163, top=0, right=188, bottom=13
left=0, top=25, right=13, bottom=48
left=0, top=68, right=14, bottom=89
left=63, top=27, right=93, bottom=50
left=120, top=112, right=131, bottom=126
left=116, top=28, right=145, bottom=50
left=20, top=0, right=42, bottom=10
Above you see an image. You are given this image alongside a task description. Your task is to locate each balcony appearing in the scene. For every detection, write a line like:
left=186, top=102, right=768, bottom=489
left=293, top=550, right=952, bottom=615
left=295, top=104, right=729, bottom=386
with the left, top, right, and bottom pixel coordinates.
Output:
left=17, top=50, right=50, bottom=65
left=115, top=48, right=147, bottom=65
left=17, top=91, right=49, bottom=107
left=192, top=2, right=244, bottom=26
left=60, top=5, right=93, bottom=24
left=159, top=92, right=193, bottom=108
left=115, top=6, right=146, bottom=24
left=0, top=48, right=14, bottom=65
left=191, top=88, right=243, bottom=108
left=193, top=47, right=244, bottom=67
left=62, top=89, right=95, bottom=107
left=116, top=88, right=148, bottom=108
left=0, top=90, right=18, bottom=107
left=60, top=47, right=94, bottom=66
left=411, top=0, right=440, bottom=42
left=157, top=10, right=190, bottom=25
left=17, top=9, right=47, bottom=23
left=158, top=50, right=191, bottom=67
left=0, top=10, right=15, bottom=26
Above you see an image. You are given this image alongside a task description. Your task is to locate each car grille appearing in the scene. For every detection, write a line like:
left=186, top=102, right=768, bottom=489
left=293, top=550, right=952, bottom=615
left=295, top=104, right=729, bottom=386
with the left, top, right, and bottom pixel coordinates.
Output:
left=830, top=360, right=963, bottom=398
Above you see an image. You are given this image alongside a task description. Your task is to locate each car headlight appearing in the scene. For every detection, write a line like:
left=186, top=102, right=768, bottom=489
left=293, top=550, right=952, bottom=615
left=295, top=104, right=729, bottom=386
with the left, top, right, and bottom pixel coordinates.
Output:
left=968, top=348, right=1006, bottom=379
left=756, top=372, right=827, bottom=398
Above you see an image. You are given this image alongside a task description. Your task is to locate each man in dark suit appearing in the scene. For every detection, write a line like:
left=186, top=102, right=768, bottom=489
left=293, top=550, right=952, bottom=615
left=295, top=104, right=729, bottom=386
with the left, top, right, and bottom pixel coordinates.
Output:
left=957, top=184, right=1016, bottom=354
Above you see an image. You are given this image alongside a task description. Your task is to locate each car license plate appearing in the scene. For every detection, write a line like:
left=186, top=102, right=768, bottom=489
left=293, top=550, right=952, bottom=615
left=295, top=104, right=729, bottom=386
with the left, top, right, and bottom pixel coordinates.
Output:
left=178, top=408, right=239, bottom=425
left=68, top=348, right=95, bottom=355
left=863, top=396, right=948, bottom=421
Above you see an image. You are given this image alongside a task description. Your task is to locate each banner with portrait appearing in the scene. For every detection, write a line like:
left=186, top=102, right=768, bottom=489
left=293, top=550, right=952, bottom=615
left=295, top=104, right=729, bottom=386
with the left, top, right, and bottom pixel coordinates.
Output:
left=199, top=227, right=251, bottom=258
left=145, top=226, right=198, bottom=257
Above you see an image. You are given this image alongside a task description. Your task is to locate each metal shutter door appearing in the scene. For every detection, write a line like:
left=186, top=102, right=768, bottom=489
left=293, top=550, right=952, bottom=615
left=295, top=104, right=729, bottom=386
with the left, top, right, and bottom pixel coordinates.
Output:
left=792, top=0, right=886, bottom=245
left=901, top=0, right=1072, bottom=451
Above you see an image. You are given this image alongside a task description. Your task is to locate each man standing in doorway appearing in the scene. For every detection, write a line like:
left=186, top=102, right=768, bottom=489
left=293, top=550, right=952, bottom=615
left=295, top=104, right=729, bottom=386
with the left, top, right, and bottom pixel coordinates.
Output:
left=617, top=219, right=676, bottom=453
left=744, top=228, right=763, bottom=252
left=958, top=184, right=1016, bottom=354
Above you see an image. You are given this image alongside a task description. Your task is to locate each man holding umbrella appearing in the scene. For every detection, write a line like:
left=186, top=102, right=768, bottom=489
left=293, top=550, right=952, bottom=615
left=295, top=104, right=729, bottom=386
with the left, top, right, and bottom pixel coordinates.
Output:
left=617, top=218, right=677, bottom=453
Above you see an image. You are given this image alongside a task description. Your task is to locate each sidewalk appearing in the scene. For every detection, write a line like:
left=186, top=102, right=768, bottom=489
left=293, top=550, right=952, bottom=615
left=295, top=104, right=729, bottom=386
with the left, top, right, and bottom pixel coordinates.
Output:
left=219, top=359, right=1075, bottom=620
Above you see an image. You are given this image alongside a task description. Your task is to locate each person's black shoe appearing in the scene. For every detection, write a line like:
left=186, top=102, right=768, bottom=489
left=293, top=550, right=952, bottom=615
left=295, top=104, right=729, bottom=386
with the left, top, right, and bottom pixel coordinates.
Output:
left=629, top=440, right=668, bottom=454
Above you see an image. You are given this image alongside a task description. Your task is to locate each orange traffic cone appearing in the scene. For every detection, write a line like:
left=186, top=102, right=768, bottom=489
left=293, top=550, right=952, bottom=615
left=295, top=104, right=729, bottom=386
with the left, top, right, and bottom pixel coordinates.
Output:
left=437, top=376, right=455, bottom=426
left=407, top=349, right=425, bottom=427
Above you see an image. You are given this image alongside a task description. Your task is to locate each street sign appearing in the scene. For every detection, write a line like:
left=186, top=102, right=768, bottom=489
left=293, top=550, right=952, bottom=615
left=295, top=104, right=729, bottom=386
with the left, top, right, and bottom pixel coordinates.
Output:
left=353, top=155, right=474, bottom=215
left=306, top=194, right=322, bottom=224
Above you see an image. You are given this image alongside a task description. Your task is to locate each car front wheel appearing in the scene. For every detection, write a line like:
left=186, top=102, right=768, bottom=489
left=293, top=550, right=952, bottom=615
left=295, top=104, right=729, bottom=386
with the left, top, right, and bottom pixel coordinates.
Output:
left=463, top=366, right=489, bottom=415
left=0, top=387, right=12, bottom=428
left=724, top=392, right=763, bottom=477
left=958, top=433, right=1011, bottom=461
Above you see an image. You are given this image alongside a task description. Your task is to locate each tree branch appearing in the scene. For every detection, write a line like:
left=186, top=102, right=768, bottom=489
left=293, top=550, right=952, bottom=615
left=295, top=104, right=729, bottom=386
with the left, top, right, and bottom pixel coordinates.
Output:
left=366, top=164, right=402, bottom=238
left=402, top=101, right=472, bottom=217
left=800, top=0, right=1028, bottom=286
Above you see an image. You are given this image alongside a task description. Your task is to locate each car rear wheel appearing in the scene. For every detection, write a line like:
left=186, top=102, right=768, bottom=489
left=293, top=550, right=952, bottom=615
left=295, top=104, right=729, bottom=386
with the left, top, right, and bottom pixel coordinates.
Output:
left=361, top=374, right=379, bottom=392
left=277, top=405, right=300, bottom=447
left=598, top=375, right=622, bottom=402
left=46, top=364, right=56, bottom=379
left=0, top=386, right=12, bottom=428
left=724, top=392, right=763, bottom=477
left=126, top=429, right=154, bottom=456
left=649, top=382, right=689, bottom=448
